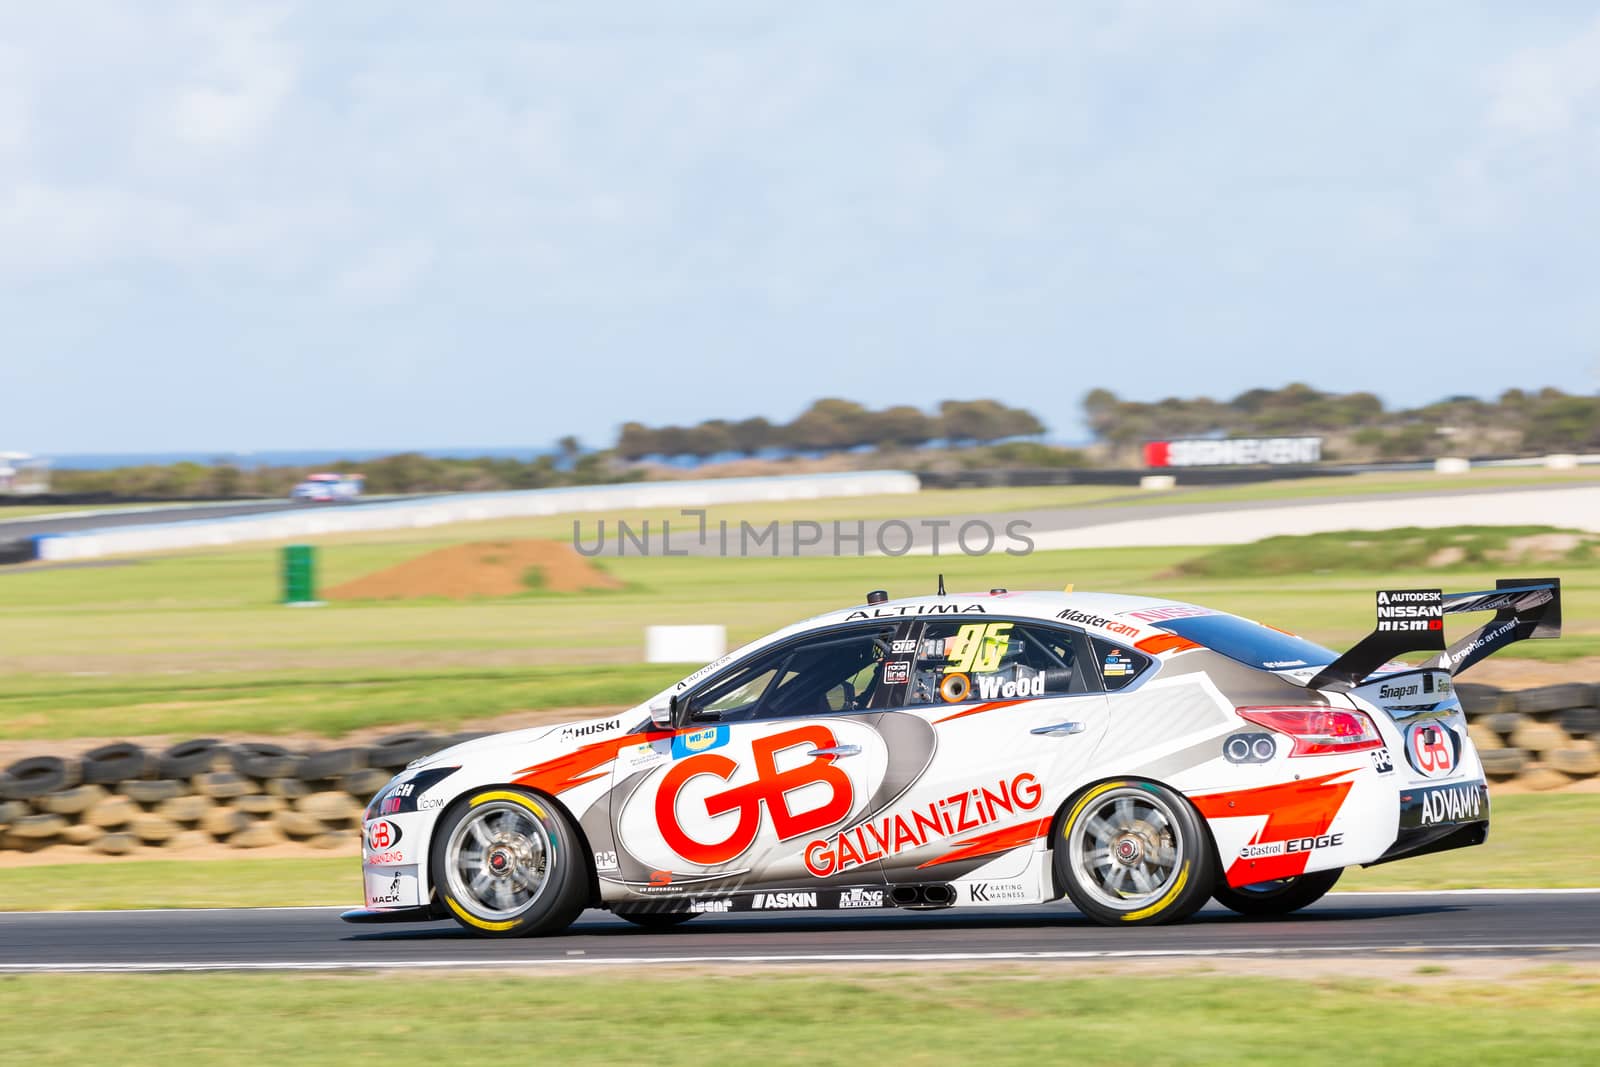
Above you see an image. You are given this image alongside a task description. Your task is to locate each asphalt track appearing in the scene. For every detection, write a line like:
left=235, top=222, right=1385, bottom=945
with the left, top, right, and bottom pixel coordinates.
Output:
left=2, top=890, right=1596, bottom=972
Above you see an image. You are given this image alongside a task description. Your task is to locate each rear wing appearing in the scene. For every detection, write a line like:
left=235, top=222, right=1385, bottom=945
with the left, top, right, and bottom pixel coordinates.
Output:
left=1307, top=577, right=1560, bottom=692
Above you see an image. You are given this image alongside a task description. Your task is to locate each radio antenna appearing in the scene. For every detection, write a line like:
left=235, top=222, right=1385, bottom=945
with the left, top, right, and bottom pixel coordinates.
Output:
left=937, top=573, right=946, bottom=596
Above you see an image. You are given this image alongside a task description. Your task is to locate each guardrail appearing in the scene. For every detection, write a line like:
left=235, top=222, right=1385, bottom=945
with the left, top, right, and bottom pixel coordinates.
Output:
left=30, top=471, right=921, bottom=562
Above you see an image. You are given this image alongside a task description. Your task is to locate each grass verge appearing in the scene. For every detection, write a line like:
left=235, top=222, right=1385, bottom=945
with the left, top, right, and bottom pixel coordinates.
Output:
left=1176, top=525, right=1594, bottom=577
left=2, top=972, right=1597, bottom=1066
left=1, top=796, right=1592, bottom=911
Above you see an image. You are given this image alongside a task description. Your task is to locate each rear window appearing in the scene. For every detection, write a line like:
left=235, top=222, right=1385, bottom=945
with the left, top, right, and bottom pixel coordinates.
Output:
left=1156, top=613, right=1337, bottom=671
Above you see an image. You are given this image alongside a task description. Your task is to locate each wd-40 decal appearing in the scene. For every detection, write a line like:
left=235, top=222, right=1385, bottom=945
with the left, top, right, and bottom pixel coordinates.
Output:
left=671, top=725, right=729, bottom=759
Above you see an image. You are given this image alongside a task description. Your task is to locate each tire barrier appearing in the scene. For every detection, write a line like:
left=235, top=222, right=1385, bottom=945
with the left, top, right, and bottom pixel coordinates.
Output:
left=81, top=742, right=156, bottom=786
left=0, top=731, right=461, bottom=858
left=1455, top=682, right=1600, bottom=791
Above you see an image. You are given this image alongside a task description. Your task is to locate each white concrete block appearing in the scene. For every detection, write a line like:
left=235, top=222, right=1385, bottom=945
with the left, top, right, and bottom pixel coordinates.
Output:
left=646, top=625, right=727, bottom=664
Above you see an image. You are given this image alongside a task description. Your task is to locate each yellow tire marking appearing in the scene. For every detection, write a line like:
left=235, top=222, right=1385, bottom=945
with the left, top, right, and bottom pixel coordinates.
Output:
left=451, top=789, right=549, bottom=930
left=469, top=790, right=547, bottom=819
left=1063, top=782, right=1190, bottom=923
left=444, top=895, right=518, bottom=932
left=1062, top=780, right=1127, bottom=839
left=1121, top=861, right=1191, bottom=923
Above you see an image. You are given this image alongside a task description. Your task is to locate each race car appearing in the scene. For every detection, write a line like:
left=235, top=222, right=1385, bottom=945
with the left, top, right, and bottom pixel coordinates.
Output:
left=290, top=472, right=363, bottom=503
left=344, top=577, right=1559, bottom=936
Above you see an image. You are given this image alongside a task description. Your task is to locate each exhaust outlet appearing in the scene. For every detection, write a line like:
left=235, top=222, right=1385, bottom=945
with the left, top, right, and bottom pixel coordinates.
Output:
left=888, top=884, right=956, bottom=909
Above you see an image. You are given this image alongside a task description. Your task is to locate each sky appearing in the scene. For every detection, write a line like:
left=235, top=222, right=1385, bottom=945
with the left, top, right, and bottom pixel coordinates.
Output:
left=2, top=2, right=1598, bottom=454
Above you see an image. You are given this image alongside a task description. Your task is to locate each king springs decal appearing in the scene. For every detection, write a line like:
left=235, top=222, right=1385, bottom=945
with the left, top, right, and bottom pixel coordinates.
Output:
left=803, top=773, right=1042, bottom=877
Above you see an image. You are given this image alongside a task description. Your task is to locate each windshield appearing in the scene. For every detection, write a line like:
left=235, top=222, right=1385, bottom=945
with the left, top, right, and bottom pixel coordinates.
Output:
left=1156, top=613, right=1337, bottom=671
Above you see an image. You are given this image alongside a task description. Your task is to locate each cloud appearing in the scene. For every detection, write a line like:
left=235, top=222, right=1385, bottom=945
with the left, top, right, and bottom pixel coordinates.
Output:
left=1, top=3, right=1598, bottom=452
left=331, top=238, right=435, bottom=303
left=1485, top=14, right=1600, bottom=137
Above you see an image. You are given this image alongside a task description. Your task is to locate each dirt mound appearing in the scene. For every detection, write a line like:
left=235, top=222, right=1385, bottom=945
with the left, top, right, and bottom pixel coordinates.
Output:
left=325, top=540, right=622, bottom=600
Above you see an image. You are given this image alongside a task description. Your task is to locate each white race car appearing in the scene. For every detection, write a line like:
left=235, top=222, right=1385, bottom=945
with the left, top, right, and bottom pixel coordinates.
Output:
left=290, top=472, right=364, bottom=503
left=344, top=578, right=1559, bottom=936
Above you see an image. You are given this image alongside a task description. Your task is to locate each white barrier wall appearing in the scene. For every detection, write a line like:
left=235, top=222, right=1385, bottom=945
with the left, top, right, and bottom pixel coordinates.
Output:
left=646, top=625, right=728, bottom=664
left=35, top=471, right=921, bottom=561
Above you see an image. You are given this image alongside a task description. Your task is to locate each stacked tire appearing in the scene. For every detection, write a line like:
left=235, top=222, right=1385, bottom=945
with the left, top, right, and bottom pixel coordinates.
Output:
left=0, top=731, right=450, bottom=856
left=1458, top=682, right=1600, bottom=791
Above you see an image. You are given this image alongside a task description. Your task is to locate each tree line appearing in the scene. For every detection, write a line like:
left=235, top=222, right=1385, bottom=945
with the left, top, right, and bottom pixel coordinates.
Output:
left=34, top=385, right=1599, bottom=500
left=1086, top=384, right=1600, bottom=459
left=616, top=399, right=1044, bottom=460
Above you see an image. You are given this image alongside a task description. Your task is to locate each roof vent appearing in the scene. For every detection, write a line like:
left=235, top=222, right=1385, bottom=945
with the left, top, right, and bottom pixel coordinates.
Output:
left=990, top=588, right=1007, bottom=595
left=866, top=590, right=889, bottom=605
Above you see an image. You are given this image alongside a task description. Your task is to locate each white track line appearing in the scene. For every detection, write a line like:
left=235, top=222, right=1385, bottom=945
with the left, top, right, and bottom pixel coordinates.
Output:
left=5, top=943, right=1600, bottom=974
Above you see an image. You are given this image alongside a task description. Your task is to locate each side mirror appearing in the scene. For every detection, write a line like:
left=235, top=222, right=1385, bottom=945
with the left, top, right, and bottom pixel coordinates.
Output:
left=648, top=696, right=674, bottom=730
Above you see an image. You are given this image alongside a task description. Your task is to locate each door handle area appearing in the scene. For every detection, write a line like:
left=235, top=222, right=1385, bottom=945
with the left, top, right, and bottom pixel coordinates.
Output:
left=1030, top=721, right=1086, bottom=737
left=807, top=745, right=862, bottom=758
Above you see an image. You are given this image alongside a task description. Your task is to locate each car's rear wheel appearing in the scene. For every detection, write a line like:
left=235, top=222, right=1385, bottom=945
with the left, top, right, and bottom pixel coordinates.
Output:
left=612, top=908, right=696, bottom=930
left=1055, top=780, right=1214, bottom=926
left=432, top=787, right=588, bottom=937
left=1212, top=868, right=1342, bottom=917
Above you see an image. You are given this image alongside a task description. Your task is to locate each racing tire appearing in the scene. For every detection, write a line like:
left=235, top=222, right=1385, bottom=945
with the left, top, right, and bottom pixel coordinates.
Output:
left=1, top=757, right=81, bottom=799
left=159, top=739, right=227, bottom=779
left=1212, top=868, right=1342, bottom=917
left=297, top=747, right=369, bottom=782
left=368, top=732, right=445, bottom=771
left=612, top=908, right=697, bottom=931
left=431, top=786, right=589, bottom=938
left=230, top=743, right=300, bottom=780
left=81, top=743, right=154, bottom=786
left=1054, top=779, right=1214, bottom=927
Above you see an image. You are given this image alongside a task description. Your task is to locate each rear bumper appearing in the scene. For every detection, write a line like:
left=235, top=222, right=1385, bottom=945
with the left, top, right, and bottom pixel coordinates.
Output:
left=1366, top=778, right=1491, bottom=867
left=1365, top=819, right=1488, bottom=867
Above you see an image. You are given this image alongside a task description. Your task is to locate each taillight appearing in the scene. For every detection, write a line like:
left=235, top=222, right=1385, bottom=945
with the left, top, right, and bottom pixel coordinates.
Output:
left=1235, top=706, right=1383, bottom=756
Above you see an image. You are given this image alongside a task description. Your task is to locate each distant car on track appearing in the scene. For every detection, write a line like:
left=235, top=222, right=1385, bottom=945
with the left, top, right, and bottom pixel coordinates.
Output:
left=290, top=472, right=363, bottom=503
left=345, top=577, right=1559, bottom=937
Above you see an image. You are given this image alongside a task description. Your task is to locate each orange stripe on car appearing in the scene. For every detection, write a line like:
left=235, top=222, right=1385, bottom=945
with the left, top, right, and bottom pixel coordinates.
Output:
left=915, top=815, right=1052, bottom=868
left=1191, top=769, right=1358, bottom=887
left=513, top=730, right=671, bottom=794
left=1134, top=633, right=1201, bottom=655
left=933, top=699, right=1029, bottom=725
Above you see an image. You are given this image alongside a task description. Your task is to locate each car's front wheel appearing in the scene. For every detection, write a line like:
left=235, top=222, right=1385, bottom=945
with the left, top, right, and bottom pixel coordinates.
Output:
left=431, top=787, right=589, bottom=937
left=1055, top=780, right=1214, bottom=926
left=1212, top=868, right=1342, bottom=917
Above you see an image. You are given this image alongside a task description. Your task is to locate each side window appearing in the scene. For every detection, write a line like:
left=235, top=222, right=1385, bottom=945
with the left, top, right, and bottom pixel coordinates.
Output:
left=906, top=620, right=1089, bottom=706
left=1090, top=637, right=1150, bottom=691
left=689, top=626, right=899, bottom=722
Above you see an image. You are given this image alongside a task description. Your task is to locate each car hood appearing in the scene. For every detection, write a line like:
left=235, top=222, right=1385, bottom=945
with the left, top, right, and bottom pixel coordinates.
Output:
left=409, top=708, right=649, bottom=773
